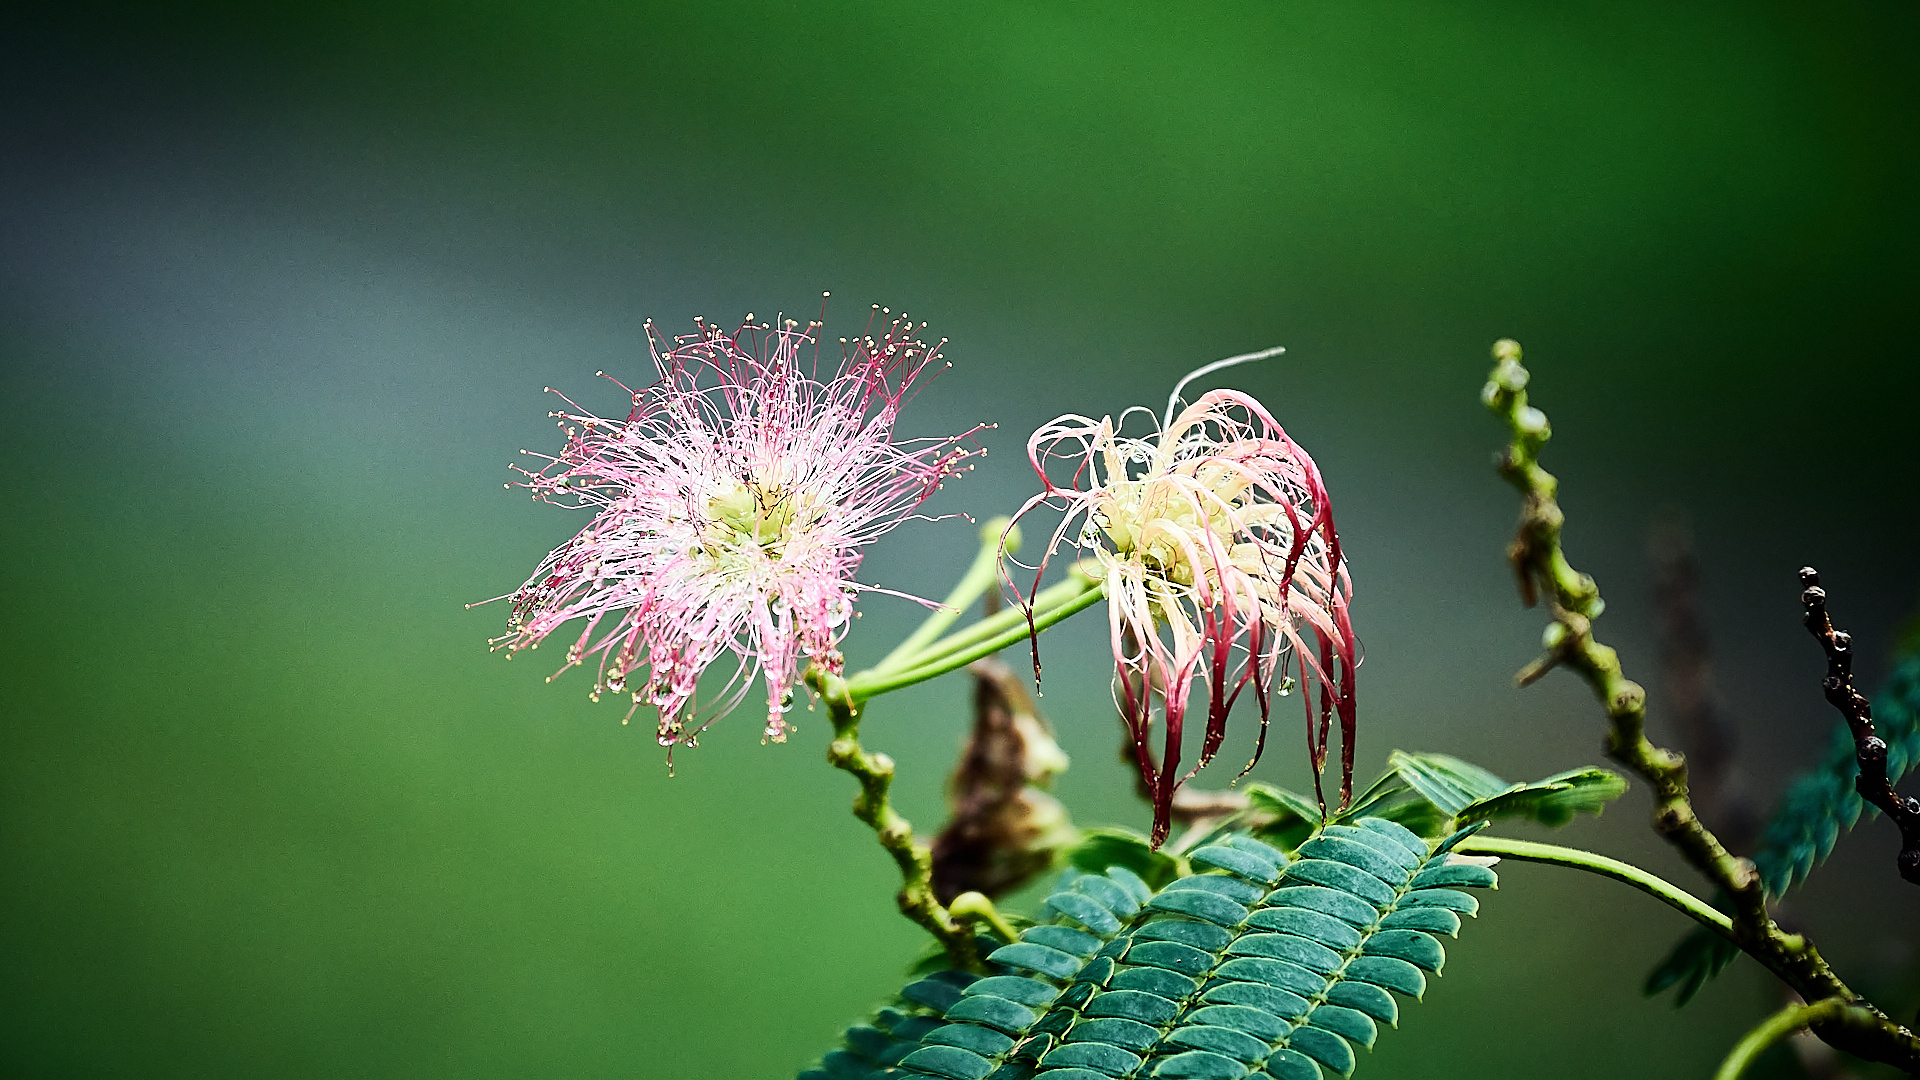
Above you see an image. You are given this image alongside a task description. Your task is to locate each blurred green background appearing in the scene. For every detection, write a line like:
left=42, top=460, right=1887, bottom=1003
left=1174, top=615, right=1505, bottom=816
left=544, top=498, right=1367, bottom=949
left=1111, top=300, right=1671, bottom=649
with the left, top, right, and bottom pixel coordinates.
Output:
left=3, top=2, right=1917, bottom=1076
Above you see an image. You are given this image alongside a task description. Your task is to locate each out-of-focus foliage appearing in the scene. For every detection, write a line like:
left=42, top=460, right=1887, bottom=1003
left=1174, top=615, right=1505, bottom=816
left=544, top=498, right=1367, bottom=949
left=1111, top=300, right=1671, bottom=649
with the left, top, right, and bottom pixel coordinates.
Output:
left=1647, top=653, right=1920, bottom=1005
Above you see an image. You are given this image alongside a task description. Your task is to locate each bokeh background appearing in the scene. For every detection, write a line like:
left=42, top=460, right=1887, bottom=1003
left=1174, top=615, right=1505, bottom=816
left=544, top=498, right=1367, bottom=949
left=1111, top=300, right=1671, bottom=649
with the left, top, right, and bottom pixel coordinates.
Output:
left=3, top=2, right=1917, bottom=1077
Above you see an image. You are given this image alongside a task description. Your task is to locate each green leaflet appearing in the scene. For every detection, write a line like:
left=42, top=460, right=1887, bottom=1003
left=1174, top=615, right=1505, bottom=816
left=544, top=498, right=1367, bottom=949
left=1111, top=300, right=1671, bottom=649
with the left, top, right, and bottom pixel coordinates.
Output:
left=807, top=817, right=1499, bottom=1080
left=1645, top=654, right=1920, bottom=1006
left=1244, top=752, right=1625, bottom=848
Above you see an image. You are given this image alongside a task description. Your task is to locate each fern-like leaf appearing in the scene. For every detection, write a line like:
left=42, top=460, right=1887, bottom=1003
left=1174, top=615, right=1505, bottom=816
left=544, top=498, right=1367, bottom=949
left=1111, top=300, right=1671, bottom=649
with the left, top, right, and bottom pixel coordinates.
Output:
left=806, top=818, right=1499, bottom=1079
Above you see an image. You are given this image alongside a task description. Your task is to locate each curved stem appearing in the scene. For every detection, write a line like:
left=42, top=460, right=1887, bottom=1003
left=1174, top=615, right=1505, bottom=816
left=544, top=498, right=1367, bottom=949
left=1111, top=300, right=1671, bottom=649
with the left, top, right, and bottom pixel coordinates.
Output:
left=845, top=574, right=1103, bottom=702
left=1714, top=998, right=1859, bottom=1080
left=1454, top=836, right=1733, bottom=939
left=871, top=517, right=1019, bottom=676
left=805, top=667, right=982, bottom=970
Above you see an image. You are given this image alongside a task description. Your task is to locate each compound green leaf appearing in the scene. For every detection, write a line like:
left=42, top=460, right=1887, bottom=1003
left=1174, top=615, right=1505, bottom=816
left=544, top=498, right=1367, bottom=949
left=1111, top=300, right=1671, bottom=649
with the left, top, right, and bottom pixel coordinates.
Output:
left=811, top=816, right=1499, bottom=1080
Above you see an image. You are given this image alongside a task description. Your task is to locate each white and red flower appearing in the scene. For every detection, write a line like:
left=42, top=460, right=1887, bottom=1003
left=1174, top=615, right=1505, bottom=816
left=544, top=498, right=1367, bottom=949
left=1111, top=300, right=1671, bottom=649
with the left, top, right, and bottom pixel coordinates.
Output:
left=492, top=309, right=980, bottom=750
left=1010, top=352, right=1358, bottom=843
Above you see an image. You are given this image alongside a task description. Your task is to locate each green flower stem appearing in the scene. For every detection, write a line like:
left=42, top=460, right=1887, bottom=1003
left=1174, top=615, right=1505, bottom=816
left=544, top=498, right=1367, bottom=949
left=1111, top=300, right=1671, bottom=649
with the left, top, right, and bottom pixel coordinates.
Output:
left=1714, top=998, right=1863, bottom=1080
left=1484, top=340, right=1920, bottom=1070
left=875, top=569, right=1099, bottom=677
left=871, top=517, right=1020, bottom=677
left=807, top=666, right=983, bottom=971
left=845, top=572, right=1103, bottom=702
left=1453, top=836, right=1733, bottom=938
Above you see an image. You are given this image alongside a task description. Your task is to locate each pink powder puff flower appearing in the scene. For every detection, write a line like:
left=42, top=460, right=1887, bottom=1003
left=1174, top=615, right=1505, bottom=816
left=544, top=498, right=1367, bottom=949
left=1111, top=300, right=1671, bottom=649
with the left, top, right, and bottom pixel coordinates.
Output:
left=1008, top=349, right=1358, bottom=845
left=487, top=307, right=982, bottom=752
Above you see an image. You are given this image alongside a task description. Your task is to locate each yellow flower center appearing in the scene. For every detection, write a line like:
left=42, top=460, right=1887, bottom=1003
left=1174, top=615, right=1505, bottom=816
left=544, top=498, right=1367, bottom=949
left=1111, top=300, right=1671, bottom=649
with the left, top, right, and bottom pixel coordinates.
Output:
left=702, top=477, right=817, bottom=562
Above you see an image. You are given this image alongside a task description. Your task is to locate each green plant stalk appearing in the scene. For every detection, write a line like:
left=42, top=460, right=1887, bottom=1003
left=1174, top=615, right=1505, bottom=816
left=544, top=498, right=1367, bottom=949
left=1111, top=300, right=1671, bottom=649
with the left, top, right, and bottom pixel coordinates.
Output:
left=1714, top=998, right=1862, bottom=1080
left=1483, top=339, right=1920, bottom=1070
left=806, top=666, right=983, bottom=971
left=869, top=569, right=1099, bottom=678
left=870, top=516, right=1019, bottom=676
left=1455, top=836, right=1733, bottom=938
left=845, top=574, right=1104, bottom=701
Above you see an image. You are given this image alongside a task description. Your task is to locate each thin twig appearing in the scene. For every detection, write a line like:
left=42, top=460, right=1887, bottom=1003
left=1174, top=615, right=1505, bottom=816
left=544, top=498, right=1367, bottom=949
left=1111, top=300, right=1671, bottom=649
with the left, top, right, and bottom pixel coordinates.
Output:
left=1798, top=567, right=1920, bottom=885
left=1481, top=339, right=1920, bottom=1070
